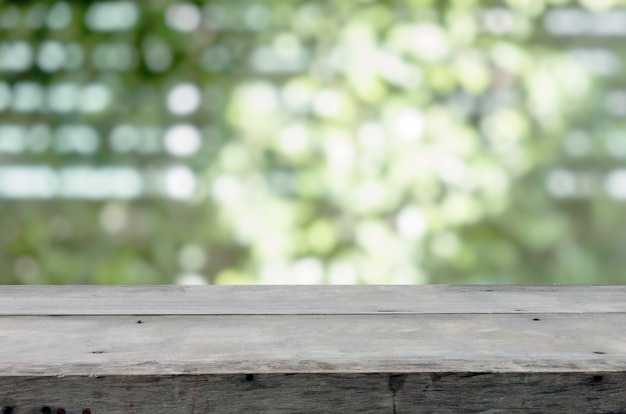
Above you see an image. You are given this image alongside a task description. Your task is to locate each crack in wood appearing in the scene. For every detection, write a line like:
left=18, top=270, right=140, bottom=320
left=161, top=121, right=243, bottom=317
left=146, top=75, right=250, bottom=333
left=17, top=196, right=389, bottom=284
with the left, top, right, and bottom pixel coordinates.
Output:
left=389, top=374, right=406, bottom=414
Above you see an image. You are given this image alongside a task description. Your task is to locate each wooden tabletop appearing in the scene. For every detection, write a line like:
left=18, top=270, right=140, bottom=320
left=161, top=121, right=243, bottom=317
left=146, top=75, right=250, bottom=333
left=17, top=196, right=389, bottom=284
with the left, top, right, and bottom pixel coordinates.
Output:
left=1, top=285, right=625, bottom=376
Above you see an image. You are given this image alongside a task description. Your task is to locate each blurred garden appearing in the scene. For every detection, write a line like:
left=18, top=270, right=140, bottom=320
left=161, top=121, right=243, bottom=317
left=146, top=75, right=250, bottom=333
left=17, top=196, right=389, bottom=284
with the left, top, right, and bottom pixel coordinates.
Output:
left=1, top=0, right=626, bottom=284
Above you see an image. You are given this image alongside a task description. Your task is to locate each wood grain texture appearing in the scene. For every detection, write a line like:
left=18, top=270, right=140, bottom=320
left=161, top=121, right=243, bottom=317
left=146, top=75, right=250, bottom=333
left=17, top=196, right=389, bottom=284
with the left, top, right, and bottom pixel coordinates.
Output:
left=397, top=372, right=626, bottom=413
left=1, top=286, right=625, bottom=413
left=0, top=314, right=625, bottom=376
left=0, top=375, right=392, bottom=414
left=1, top=285, right=626, bottom=315
left=1, top=373, right=625, bottom=414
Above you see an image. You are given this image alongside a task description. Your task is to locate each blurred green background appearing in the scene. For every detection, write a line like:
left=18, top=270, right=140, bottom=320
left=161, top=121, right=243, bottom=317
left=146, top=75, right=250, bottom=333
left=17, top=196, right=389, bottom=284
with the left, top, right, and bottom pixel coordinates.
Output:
left=1, top=0, right=625, bottom=285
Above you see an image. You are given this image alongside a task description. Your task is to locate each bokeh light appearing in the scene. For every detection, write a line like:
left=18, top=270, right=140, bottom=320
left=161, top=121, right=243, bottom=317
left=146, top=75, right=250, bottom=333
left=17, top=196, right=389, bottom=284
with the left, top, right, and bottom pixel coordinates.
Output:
left=3, top=0, right=626, bottom=285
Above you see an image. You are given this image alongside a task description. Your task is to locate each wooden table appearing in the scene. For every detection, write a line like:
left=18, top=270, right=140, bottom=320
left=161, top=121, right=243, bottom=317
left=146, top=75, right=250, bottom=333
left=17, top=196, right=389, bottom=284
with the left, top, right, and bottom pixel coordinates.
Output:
left=1, top=285, right=625, bottom=413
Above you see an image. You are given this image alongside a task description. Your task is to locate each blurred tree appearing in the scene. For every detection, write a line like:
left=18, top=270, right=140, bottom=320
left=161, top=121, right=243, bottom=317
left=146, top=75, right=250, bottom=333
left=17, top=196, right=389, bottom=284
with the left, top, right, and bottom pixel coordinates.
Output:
left=1, top=0, right=626, bottom=284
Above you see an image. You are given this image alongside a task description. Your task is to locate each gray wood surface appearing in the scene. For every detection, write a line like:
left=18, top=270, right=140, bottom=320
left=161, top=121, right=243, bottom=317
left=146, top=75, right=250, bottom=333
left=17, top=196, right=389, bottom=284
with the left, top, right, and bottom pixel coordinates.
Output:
left=1, top=285, right=626, bottom=314
left=1, top=313, right=625, bottom=376
left=1, top=286, right=625, bottom=413
left=2, top=373, right=625, bottom=414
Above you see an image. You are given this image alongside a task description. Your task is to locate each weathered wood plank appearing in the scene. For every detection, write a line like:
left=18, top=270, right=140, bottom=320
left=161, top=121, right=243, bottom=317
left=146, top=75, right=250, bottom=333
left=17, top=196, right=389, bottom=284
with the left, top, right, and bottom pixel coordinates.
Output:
left=1, top=285, right=625, bottom=315
left=1, top=314, right=625, bottom=376
left=396, top=372, right=626, bottom=413
left=1, top=373, right=625, bottom=414
left=0, top=374, right=393, bottom=414
left=2, top=286, right=625, bottom=412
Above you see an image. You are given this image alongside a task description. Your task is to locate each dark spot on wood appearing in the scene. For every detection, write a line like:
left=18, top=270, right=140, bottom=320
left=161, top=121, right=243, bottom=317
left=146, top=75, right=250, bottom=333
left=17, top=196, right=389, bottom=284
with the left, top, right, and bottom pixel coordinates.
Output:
left=91, top=351, right=105, bottom=354
left=388, top=374, right=406, bottom=393
left=41, top=407, right=51, bottom=414
left=533, top=318, right=540, bottom=321
left=137, top=320, right=143, bottom=324
left=461, top=372, right=490, bottom=378
left=594, top=351, right=606, bottom=354
left=515, top=309, right=524, bottom=312
left=484, top=289, right=494, bottom=292
left=57, top=409, right=66, bottom=414
left=2, top=407, right=14, bottom=414
left=82, top=409, right=91, bottom=414
left=580, top=375, right=604, bottom=386
left=245, top=374, right=254, bottom=382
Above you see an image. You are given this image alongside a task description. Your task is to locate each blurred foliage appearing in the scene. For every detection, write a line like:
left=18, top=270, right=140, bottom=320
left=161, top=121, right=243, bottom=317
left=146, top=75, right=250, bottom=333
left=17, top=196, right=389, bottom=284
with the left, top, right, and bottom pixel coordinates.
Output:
left=1, top=0, right=626, bottom=284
